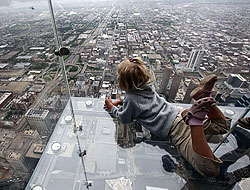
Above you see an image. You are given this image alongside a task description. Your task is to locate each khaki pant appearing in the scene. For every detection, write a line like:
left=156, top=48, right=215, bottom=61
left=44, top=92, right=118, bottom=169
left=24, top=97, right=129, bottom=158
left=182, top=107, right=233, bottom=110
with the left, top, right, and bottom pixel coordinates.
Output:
left=169, top=111, right=232, bottom=177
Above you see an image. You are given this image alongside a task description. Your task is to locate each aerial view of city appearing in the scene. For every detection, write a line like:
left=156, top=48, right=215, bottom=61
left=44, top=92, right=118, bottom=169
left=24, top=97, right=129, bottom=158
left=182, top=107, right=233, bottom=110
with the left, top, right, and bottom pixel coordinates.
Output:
left=0, top=0, right=249, bottom=189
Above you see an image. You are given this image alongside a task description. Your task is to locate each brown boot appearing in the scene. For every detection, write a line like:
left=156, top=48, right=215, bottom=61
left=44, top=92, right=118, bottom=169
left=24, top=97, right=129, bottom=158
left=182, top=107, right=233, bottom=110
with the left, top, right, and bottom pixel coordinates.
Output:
left=182, top=97, right=216, bottom=126
left=191, top=74, right=217, bottom=100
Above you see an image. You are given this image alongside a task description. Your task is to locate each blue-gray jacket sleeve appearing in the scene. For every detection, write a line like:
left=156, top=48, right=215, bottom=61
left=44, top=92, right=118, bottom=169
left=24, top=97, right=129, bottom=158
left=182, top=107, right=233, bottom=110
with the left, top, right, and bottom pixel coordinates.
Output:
left=111, top=98, right=140, bottom=124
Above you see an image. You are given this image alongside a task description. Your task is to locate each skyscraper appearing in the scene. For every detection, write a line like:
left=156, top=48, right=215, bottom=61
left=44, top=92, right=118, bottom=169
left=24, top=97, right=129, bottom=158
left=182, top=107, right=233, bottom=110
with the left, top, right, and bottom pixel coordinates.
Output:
left=183, top=79, right=199, bottom=103
left=168, top=70, right=184, bottom=102
left=226, top=74, right=248, bottom=88
left=186, top=50, right=205, bottom=71
left=25, top=109, right=50, bottom=134
left=6, top=152, right=30, bottom=173
left=159, top=65, right=172, bottom=94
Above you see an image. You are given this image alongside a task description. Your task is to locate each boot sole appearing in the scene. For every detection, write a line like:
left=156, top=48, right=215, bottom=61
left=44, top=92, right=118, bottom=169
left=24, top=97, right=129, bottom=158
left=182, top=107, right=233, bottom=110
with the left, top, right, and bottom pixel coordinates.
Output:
left=190, top=74, right=217, bottom=100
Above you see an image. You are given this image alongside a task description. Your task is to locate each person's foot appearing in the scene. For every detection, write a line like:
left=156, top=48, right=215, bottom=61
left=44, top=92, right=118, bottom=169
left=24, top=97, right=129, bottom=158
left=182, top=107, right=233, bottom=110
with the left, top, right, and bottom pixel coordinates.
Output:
left=237, top=117, right=250, bottom=130
left=182, top=97, right=216, bottom=126
left=191, top=74, right=217, bottom=100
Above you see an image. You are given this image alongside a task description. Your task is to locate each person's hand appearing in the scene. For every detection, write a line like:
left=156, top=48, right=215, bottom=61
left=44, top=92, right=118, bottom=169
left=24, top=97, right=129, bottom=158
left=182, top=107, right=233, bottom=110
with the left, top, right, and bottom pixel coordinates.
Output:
left=104, top=97, right=114, bottom=110
left=113, top=99, right=123, bottom=106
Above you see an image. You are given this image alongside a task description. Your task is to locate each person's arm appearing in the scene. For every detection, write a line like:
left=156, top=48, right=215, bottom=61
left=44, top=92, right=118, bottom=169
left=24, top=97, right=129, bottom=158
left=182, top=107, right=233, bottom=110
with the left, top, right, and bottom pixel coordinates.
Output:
left=104, top=97, right=114, bottom=110
left=111, top=98, right=138, bottom=124
left=104, top=98, right=123, bottom=109
left=112, top=99, right=123, bottom=106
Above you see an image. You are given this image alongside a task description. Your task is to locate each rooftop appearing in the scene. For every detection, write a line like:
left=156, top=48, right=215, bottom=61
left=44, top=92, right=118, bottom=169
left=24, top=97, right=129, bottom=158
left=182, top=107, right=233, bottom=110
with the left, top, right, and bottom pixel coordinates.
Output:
left=0, top=129, right=17, bottom=141
left=16, top=56, right=32, bottom=60
left=0, top=82, right=30, bottom=93
left=7, top=152, right=21, bottom=160
left=0, top=93, right=12, bottom=105
left=8, top=134, right=33, bottom=154
left=25, top=144, right=45, bottom=159
left=25, top=109, right=49, bottom=117
left=0, top=63, right=8, bottom=69
left=23, top=129, right=38, bottom=137
left=230, top=74, right=247, bottom=82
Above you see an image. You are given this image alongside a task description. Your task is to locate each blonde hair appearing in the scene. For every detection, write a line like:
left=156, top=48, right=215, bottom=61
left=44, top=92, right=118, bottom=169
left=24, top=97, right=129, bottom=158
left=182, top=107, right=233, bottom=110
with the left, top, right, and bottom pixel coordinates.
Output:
left=117, top=57, right=151, bottom=91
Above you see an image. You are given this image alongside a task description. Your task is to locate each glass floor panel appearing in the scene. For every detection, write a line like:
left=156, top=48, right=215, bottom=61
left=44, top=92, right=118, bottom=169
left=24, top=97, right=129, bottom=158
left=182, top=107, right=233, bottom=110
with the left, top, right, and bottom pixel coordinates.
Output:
left=26, top=98, right=250, bottom=190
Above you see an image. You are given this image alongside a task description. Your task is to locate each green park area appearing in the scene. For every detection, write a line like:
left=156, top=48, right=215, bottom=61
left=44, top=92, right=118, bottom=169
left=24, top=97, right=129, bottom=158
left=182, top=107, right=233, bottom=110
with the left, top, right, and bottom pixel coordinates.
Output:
left=44, top=76, right=52, bottom=82
left=66, top=65, right=79, bottom=72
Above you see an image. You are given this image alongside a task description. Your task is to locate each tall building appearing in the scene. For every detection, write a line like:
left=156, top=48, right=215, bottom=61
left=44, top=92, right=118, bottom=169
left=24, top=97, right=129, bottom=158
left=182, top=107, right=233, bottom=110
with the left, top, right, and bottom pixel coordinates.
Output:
left=0, top=141, right=12, bottom=170
left=186, top=50, right=204, bottom=71
left=168, top=70, right=184, bottom=102
left=159, top=65, right=172, bottom=94
left=226, top=74, right=248, bottom=88
left=6, top=152, right=30, bottom=173
left=22, top=129, right=41, bottom=143
left=25, top=109, right=50, bottom=134
left=5, top=130, right=36, bottom=172
left=183, top=79, right=199, bottom=103
left=235, top=95, right=250, bottom=107
left=0, top=93, right=14, bottom=109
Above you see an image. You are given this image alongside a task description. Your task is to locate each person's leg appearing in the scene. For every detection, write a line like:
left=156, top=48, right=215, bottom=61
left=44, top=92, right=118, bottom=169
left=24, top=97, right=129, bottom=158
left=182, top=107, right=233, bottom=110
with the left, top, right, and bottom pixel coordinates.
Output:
left=182, top=97, right=217, bottom=160
left=203, top=106, right=232, bottom=137
left=169, top=111, right=222, bottom=177
left=190, top=125, right=215, bottom=159
left=190, top=74, right=231, bottom=135
left=169, top=97, right=223, bottom=177
left=207, top=106, right=227, bottom=120
left=190, top=75, right=231, bottom=144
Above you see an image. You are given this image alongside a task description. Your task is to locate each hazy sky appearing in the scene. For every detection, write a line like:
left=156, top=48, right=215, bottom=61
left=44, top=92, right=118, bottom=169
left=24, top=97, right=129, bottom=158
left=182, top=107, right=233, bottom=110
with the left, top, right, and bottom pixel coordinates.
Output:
left=0, top=0, right=102, bottom=7
left=0, top=0, right=11, bottom=6
left=0, top=0, right=109, bottom=5
left=12, top=0, right=109, bottom=2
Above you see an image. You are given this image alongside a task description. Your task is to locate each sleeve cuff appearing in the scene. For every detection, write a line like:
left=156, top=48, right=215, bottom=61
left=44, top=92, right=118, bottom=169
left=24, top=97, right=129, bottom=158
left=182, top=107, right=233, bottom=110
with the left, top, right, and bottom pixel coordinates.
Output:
left=111, top=106, right=117, bottom=114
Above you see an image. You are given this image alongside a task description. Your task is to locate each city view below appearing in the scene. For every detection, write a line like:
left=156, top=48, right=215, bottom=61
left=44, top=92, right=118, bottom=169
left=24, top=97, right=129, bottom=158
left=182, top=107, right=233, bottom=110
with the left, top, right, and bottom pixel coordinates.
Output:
left=0, top=0, right=249, bottom=189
